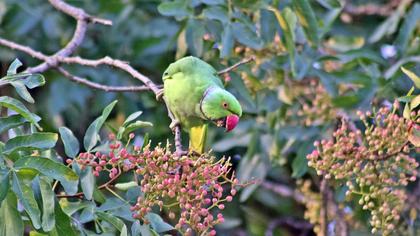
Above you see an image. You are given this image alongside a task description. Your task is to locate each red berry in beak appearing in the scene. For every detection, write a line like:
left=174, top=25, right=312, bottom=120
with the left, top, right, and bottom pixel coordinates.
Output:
left=225, top=115, right=239, bottom=132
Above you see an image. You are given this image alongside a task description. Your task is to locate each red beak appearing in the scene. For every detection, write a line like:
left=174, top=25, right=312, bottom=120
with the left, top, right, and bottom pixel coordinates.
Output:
left=225, top=115, right=240, bottom=132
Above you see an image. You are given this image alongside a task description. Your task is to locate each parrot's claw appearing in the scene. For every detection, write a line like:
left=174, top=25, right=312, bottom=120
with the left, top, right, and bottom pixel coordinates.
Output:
left=169, top=120, right=181, bottom=132
left=155, top=89, right=164, bottom=101
left=176, top=150, right=188, bottom=156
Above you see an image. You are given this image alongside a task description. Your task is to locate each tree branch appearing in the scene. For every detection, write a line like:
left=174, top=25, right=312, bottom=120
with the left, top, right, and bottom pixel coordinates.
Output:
left=217, top=57, right=255, bottom=75
left=261, top=181, right=305, bottom=204
left=343, top=0, right=406, bottom=16
left=319, top=179, right=329, bottom=236
left=56, top=67, right=150, bottom=92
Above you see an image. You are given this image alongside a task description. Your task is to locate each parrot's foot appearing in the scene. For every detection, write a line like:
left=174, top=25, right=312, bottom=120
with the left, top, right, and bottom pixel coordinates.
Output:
left=188, top=149, right=202, bottom=156
left=176, top=149, right=188, bottom=156
left=155, top=89, right=164, bottom=101
left=169, top=120, right=181, bottom=132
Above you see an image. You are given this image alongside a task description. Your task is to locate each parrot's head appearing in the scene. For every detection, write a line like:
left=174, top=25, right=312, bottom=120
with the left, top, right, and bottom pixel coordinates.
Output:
left=200, top=87, right=242, bottom=132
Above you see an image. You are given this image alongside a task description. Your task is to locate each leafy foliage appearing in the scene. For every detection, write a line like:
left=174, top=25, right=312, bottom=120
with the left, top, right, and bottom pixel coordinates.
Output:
left=0, top=0, right=420, bottom=235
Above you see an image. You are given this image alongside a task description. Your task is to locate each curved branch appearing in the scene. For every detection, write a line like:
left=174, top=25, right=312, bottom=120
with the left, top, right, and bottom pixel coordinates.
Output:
left=56, top=67, right=151, bottom=92
left=217, top=57, right=254, bottom=75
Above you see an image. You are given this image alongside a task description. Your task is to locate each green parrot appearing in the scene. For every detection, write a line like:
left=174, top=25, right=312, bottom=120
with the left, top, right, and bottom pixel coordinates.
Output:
left=162, top=56, right=242, bottom=154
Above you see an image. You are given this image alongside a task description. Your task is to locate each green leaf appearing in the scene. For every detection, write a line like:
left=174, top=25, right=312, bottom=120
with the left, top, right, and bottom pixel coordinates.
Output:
left=80, top=167, right=95, bottom=200
left=260, top=9, right=277, bottom=43
left=232, top=22, right=263, bottom=49
left=122, top=111, right=143, bottom=127
left=83, top=118, right=101, bottom=152
left=10, top=81, right=35, bottom=103
left=397, top=94, right=416, bottom=103
left=326, top=36, right=364, bottom=52
left=292, top=0, right=319, bottom=46
left=394, top=3, right=420, bottom=54
left=411, top=95, right=420, bottom=110
left=186, top=19, right=205, bottom=56
left=59, top=198, right=92, bottom=216
left=220, top=23, right=234, bottom=58
left=200, top=0, right=224, bottom=5
left=11, top=172, right=41, bottom=229
left=403, top=102, right=411, bottom=119
left=269, top=6, right=296, bottom=77
left=203, top=5, right=229, bottom=24
left=0, top=169, right=9, bottom=204
left=3, top=133, right=58, bottom=154
left=39, top=177, right=55, bottom=232
left=59, top=127, right=79, bottom=158
left=368, top=2, right=410, bottom=43
left=14, top=156, right=78, bottom=195
left=146, top=213, right=175, bottom=233
left=292, top=144, right=308, bottom=178
left=96, top=211, right=128, bottom=235
left=158, top=0, right=190, bottom=19
left=118, top=121, right=153, bottom=140
left=97, top=100, right=118, bottom=132
left=0, top=192, right=24, bottom=236
left=401, top=67, right=420, bottom=88
left=0, top=96, right=41, bottom=129
left=0, top=115, right=27, bottom=134
left=332, top=95, right=360, bottom=108
left=52, top=199, right=78, bottom=236
left=23, top=74, right=45, bottom=89
left=7, top=59, right=22, bottom=75
left=142, top=133, right=150, bottom=150
left=115, top=181, right=138, bottom=191
left=83, top=100, right=118, bottom=151
left=315, top=0, right=341, bottom=9
left=384, top=55, right=420, bottom=79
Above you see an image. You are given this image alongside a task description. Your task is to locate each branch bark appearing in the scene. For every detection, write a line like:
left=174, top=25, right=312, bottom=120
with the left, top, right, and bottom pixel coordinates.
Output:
left=261, top=181, right=305, bottom=204
left=218, top=57, right=254, bottom=75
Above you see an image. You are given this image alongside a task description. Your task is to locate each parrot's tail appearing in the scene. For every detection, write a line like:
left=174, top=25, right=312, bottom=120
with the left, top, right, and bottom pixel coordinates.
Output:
left=189, top=124, right=208, bottom=154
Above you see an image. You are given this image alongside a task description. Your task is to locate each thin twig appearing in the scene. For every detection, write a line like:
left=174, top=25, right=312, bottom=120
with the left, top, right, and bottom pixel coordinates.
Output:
left=261, top=181, right=305, bottom=204
left=319, top=178, right=329, bottom=236
left=56, top=67, right=150, bottom=92
left=0, top=39, right=48, bottom=60
left=217, top=57, right=255, bottom=75
left=343, top=0, right=406, bottom=16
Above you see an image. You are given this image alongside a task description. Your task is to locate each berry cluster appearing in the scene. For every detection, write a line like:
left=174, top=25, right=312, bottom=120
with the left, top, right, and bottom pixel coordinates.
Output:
left=297, top=180, right=324, bottom=234
left=307, top=106, right=418, bottom=235
left=70, top=134, right=239, bottom=235
left=131, top=144, right=238, bottom=236
left=294, top=79, right=336, bottom=126
left=68, top=133, right=137, bottom=178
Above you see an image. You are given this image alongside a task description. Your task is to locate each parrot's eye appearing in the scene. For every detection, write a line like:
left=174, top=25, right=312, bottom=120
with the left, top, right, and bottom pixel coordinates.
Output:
left=222, top=102, right=228, bottom=108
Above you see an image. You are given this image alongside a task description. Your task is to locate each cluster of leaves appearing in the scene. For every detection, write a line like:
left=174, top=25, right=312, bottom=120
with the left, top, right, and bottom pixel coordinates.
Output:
left=0, top=60, right=79, bottom=235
